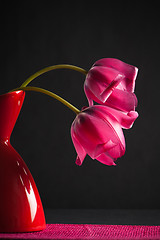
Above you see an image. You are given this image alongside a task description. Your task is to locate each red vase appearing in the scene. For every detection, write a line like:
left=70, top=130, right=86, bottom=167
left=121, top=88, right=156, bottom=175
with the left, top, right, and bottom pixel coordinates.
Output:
left=0, top=91, right=46, bottom=232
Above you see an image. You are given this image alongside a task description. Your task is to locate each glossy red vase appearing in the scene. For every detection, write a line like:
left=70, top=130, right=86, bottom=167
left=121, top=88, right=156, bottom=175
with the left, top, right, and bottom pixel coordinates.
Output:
left=0, top=91, right=46, bottom=232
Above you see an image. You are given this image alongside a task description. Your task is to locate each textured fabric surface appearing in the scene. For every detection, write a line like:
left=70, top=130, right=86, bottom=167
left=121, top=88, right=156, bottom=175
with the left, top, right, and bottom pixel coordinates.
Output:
left=0, top=224, right=160, bottom=239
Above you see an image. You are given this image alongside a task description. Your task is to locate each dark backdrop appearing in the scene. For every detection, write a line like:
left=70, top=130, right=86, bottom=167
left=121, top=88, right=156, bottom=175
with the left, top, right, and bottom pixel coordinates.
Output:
left=1, top=3, right=160, bottom=209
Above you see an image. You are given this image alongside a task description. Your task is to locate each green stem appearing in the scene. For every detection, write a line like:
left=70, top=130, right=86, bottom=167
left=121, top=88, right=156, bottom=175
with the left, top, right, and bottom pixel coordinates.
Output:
left=12, top=86, right=80, bottom=115
left=21, top=64, right=88, bottom=87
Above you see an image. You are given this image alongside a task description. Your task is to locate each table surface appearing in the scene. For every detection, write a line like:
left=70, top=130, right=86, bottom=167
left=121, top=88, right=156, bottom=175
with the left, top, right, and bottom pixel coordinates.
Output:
left=1, top=210, right=160, bottom=239
left=45, top=209, right=160, bottom=225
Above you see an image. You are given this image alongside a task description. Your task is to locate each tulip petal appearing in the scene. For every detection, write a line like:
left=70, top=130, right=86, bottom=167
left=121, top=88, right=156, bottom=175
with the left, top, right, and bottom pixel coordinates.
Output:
left=85, top=66, right=124, bottom=103
left=117, top=110, right=139, bottom=129
left=72, top=113, right=110, bottom=158
left=94, top=140, right=117, bottom=158
left=100, top=74, right=125, bottom=102
left=87, top=106, right=126, bottom=156
left=78, top=107, right=126, bottom=158
left=75, top=156, right=83, bottom=166
left=106, top=89, right=138, bottom=112
left=93, top=58, right=138, bottom=92
left=85, top=85, right=137, bottom=114
left=84, top=85, right=94, bottom=106
left=95, top=105, right=138, bottom=129
left=71, top=125, right=86, bottom=165
left=96, top=152, right=116, bottom=166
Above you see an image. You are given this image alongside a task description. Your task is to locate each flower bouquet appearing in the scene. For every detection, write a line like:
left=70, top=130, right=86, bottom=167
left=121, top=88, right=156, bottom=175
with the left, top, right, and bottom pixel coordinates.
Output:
left=0, top=58, right=138, bottom=232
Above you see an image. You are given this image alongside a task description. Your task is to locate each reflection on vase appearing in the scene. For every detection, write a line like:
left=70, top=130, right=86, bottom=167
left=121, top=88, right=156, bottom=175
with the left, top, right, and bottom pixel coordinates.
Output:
left=0, top=91, right=46, bottom=232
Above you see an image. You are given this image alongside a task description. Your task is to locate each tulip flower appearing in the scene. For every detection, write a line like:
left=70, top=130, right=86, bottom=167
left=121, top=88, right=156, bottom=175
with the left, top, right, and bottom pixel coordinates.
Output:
left=71, top=105, right=138, bottom=166
left=11, top=61, right=138, bottom=167
left=84, top=58, right=138, bottom=112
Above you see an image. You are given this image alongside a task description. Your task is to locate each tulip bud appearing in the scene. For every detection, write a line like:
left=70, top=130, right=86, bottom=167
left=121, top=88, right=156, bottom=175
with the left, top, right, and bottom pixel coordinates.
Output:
left=71, top=105, right=138, bottom=166
left=84, top=58, right=138, bottom=113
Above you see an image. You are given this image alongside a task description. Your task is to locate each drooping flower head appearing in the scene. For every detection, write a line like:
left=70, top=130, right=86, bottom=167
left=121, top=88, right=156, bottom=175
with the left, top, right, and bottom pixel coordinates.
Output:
left=10, top=60, right=139, bottom=167
left=71, top=105, right=138, bottom=166
left=84, top=58, right=138, bottom=113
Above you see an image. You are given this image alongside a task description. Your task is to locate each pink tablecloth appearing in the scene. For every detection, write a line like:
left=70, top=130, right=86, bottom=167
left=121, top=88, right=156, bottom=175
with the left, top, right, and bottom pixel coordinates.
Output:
left=0, top=224, right=160, bottom=239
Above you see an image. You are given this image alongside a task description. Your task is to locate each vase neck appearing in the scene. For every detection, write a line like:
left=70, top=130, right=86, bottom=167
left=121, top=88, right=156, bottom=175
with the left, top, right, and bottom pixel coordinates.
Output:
left=0, top=91, right=25, bottom=142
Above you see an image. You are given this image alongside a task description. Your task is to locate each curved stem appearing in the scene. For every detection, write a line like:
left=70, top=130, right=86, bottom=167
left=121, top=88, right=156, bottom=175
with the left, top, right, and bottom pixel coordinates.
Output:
left=11, top=86, right=80, bottom=115
left=21, top=64, right=88, bottom=87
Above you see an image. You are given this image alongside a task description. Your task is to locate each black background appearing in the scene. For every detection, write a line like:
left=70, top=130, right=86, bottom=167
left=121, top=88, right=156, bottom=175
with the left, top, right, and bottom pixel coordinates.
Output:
left=1, top=3, right=160, bottom=209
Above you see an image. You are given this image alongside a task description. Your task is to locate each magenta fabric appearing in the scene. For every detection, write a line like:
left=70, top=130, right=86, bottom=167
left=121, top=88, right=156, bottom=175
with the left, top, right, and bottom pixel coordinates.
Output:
left=1, top=224, right=160, bottom=239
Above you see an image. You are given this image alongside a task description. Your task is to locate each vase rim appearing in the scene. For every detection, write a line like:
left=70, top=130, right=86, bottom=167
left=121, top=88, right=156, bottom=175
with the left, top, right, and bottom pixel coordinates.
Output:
left=0, top=90, right=24, bottom=97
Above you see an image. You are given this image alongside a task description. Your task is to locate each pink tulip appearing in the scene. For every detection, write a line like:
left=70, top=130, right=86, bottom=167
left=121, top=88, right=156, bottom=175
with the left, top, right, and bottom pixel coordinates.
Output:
left=71, top=105, right=138, bottom=166
left=84, top=58, right=138, bottom=112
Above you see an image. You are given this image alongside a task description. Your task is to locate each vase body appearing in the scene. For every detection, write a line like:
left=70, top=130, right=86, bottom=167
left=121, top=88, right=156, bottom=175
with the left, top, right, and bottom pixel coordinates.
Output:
left=0, top=91, right=46, bottom=232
